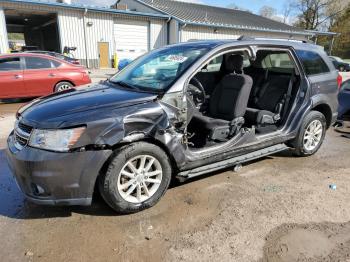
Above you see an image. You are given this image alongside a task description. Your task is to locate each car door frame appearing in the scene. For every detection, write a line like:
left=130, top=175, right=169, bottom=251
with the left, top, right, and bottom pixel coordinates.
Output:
left=162, top=43, right=309, bottom=171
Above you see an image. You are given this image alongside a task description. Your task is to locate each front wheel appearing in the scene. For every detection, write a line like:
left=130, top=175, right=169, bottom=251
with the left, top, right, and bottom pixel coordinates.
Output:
left=290, top=111, right=327, bottom=157
left=99, top=142, right=172, bottom=214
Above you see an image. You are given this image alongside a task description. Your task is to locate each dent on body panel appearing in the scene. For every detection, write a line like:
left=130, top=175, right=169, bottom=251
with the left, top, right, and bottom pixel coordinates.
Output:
left=123, top=101, right=186, bottom=167
left=122, top=103, right=169, bottom=137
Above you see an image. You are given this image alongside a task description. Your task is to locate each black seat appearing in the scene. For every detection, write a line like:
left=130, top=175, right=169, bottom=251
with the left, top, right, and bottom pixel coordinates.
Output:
left=245, top=72, right=295, bottom=127
left=191, top=54, right=253, bottom=141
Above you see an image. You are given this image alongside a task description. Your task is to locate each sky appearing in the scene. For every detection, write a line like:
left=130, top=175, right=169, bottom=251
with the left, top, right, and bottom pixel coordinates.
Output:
left=71, top=0, right=290, bottom=15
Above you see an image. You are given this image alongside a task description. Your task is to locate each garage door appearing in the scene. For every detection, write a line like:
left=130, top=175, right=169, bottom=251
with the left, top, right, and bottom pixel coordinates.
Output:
left=114, top=20, right=149, bottom=61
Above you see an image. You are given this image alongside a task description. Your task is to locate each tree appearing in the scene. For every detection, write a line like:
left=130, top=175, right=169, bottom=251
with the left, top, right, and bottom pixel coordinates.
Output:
left=291, top=0, right=348, bottom=30
left=329, top=5, right=350, bottom=58
left=259, top=5, right=277, bottom=19
left=282, top=1, right=294, bottom=24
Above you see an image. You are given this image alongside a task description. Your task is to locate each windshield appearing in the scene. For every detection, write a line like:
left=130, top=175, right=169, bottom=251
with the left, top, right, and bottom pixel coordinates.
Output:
left=109, top=45, right=212, bottom=92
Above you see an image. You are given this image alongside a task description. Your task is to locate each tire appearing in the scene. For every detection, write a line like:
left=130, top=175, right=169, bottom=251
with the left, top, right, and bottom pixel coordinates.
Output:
left=290, top=111, right=327, bottom=157
left=54, top=81, right=73, bottom=92
left=99, top=142, right=172, bottom=214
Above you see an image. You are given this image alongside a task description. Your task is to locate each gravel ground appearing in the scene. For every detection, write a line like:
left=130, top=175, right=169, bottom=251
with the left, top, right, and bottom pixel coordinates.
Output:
left=0, top=79, right=350, bottom=261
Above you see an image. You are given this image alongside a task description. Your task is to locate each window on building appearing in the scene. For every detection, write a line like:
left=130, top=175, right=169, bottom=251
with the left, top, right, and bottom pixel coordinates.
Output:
left=0, top=57, right=21, bottom=71
left=296, top=50, right=330, bottom=75
left=25, top=57, right=53, bottom=70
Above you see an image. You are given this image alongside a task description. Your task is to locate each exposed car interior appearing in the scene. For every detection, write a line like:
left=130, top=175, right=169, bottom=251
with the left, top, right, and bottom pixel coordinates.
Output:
left=186, top=49, right=301, bottom=148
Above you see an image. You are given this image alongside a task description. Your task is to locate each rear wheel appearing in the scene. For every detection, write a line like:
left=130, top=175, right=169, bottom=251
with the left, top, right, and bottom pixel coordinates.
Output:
left=99, top=142, right=172, bottom=214
left=290, top=111, right=327, bottom=156
left=54, top=81, right=73, bottom=92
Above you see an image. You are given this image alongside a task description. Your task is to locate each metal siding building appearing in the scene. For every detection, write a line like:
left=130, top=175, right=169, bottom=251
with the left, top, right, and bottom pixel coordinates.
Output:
left=179, top=25, right=311, bottom=42
left=0, top=0, right=170, bottom=68
left=123, top=0, right=315, bottom=42
left=0, top=8, right=8, bottom=53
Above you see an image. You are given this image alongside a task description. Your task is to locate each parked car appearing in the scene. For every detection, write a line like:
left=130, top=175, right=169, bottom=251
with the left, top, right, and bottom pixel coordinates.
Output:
left=25, top=51, right=80, bottom=65
left=0, top=53, right=91, bottom=99
left=335, top=79, right=350, bottom=127
left=6, top=39, right=340, bottom=214
left=329, top=56, right=350, bottom=72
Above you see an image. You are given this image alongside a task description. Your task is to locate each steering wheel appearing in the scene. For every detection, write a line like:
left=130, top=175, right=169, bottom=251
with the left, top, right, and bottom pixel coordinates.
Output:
left=187, top=77, right=206, bottom=109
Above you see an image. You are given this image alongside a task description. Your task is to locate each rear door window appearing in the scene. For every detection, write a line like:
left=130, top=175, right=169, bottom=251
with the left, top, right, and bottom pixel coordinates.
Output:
left=24, top=57, right=54, bottom=70
left=296, top=50, right=330, bottom=75
left=0, top=57, right=21, bottom=71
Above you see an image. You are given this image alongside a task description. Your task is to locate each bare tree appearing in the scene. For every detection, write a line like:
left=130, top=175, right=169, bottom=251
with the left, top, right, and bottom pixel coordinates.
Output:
left=291, top=0, right=348, bottom=30
left=259, top=5, right=277, bottom=18
left=282, top=1, right=294, bottom=24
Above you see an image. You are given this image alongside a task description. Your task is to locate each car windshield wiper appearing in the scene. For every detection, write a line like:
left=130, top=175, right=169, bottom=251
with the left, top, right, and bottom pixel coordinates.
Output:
left=109, top=80, right=140, bottom=91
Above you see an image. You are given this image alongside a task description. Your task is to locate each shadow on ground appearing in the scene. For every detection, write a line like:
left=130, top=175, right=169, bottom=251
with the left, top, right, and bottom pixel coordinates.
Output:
left=0, top=144, right=277, bottom=220
left=260, top=221, right=350, bottom=262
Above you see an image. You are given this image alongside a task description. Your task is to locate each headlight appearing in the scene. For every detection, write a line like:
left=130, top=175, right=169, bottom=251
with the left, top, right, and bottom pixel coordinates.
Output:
left=29, top=127, right=85, bottom=152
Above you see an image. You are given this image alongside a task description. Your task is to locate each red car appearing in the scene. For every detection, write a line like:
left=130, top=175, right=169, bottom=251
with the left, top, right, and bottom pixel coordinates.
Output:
left=0, top=53, right=91, bottom=99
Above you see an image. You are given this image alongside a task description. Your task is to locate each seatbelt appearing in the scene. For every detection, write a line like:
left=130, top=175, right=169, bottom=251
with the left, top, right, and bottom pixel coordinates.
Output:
left=281, top=72, right=295, bottom=120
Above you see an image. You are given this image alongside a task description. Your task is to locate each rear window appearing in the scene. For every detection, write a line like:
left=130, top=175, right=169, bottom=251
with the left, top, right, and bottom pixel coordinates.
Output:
left=51, top=60, right=62, bottom=68
left=0, top=57, right=21, bottom=71
left=25, top=57, right=53, bottom=69
left=296, top=50, right=330, bottom=75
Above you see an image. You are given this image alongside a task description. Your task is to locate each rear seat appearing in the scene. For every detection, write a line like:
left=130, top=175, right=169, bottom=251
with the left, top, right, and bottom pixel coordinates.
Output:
left=245, top=72, right=293, bottom=127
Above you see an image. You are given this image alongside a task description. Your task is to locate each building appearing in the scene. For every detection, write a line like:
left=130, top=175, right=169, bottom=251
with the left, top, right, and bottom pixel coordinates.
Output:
left=0, top=0, right=337, bottom=68
left=119, top=0, right=313, bottom=43
left=0, top=0, right=170, bottom=68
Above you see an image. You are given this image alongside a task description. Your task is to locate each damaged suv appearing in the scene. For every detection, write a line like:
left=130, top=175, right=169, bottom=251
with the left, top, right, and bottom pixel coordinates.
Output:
left=7, top=39, right=340, bottom=214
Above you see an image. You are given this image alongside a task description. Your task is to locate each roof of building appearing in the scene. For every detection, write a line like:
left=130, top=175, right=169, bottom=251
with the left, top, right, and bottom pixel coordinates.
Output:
left=135, top=0, right=310, bottom=35
left=1, top=0, right=170, bottom=19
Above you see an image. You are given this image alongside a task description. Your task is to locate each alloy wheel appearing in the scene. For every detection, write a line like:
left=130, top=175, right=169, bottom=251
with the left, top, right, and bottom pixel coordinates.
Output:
left=117, top=155, right=163, bottom=204
left=303, top=120, right=323, bottom=151
left=57, top=84, right=72, bottom=92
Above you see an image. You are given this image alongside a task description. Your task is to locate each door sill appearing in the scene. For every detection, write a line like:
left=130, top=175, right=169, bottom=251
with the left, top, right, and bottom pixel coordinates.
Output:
left=177, top=143, right=289, bottom=181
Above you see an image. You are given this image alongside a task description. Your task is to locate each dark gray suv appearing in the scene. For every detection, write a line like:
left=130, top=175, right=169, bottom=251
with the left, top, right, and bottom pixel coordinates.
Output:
left=6, top=39, right=340, bottom=214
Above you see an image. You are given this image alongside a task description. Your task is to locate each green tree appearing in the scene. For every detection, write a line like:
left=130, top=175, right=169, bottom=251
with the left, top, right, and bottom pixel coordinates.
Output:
left=330, top=6, right=350, bottom=58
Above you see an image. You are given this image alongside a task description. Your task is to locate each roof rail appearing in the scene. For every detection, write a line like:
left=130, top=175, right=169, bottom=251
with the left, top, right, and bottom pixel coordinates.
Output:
left=237, top=35, right=313, bottom=44
left=237, top=36, right=254, bottom=41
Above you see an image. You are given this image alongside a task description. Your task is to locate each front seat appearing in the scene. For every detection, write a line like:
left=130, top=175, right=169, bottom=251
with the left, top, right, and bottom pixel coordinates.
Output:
left=192, top=54, right=253, bottom=141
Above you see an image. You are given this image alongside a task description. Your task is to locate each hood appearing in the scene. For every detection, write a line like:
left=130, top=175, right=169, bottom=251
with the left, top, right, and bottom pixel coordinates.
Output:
left=18, top=82, right=158, bottom=127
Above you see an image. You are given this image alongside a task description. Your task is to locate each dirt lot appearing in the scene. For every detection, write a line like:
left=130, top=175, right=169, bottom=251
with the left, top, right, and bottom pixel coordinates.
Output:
left=1, top=81, right=350, bottom=262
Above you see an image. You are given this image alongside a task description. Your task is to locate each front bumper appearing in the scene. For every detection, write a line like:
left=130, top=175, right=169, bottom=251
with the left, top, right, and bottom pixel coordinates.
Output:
left=6, top=132, right=112, bottom=206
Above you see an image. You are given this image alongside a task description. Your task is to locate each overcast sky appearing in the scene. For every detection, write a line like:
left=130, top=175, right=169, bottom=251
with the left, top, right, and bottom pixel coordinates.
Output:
left=67, top=0, right=290, bottom=14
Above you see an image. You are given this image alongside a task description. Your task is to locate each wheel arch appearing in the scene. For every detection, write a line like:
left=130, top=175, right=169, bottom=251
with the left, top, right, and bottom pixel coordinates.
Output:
left=312, top=103, right=332, bottom=128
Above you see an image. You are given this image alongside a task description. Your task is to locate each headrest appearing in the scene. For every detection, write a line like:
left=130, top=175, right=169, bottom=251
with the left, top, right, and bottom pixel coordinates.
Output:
left=226, top=54, right=244, bottom=73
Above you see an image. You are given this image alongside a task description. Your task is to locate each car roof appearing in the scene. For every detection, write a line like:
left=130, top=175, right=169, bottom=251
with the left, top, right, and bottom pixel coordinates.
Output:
left=0, top=53, right=71, bottom=64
